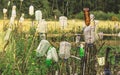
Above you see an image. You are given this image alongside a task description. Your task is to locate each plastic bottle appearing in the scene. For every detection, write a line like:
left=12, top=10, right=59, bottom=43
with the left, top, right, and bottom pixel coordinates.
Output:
left=36, top=40, right=50, bottom=57
left=84, top=26, right=95, bottom=44
left=46, top=48, right=52, bottom=67
left=59, top=16, right=67, bottom=29
left=79, top=44, right=84, bottom=58
left=76, top=35, right=80, bottom=43
left=37, top=19, right=47, bottom=33
left=29, top=5, right=34, bottom=16
left=35, top=10, right=42, bottom=21
left=51, top=47, right=58, bottom=62
left=59, top=41, right=71, bottom=59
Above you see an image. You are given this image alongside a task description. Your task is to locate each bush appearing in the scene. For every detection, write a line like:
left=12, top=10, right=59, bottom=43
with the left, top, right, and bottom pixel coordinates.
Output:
left=75, top=11, right=120, bottom=20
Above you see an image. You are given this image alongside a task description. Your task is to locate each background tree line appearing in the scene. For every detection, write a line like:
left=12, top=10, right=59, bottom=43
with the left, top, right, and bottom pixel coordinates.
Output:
left=0, top=0, right=120, bottom=20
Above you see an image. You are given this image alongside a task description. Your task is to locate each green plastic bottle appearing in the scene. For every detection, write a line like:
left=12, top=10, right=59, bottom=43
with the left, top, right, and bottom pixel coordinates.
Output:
left=79, top=44, right=84, bottom=58
left=46, top=59, right=52, bottom=67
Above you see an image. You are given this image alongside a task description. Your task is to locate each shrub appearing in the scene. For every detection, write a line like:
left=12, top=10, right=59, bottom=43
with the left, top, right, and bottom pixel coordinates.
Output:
left=75, top=11, right=120, bottom=20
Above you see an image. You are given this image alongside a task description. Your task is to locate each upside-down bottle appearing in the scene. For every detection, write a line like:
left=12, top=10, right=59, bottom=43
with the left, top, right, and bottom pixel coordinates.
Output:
left=36, top=40, right=50, bottom=57
left=59, top=41, right=71, bottom=59
left=46, top=48, right=52, bottom=67
left=84, top=26, right=95, bottom=44
left=59, top=16, right=67, bottom=29
left=37, top=19, right=47, bottom=33
left=29, top=5, right=34, bottom=16
left=76, top=35, right=80, bottom=43
left=83, top=8, right=90, bottom=26
left=35, top=10, right=42, bottom=21
left=79, top=44, right=84, bottom=58
left=50, top=47, right=58, bottom=62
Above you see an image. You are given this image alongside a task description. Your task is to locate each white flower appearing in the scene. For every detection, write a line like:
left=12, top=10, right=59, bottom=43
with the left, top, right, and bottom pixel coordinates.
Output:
left=3, top=8, right=7, bottom=14
left=29, top=5, right=34, bottom=16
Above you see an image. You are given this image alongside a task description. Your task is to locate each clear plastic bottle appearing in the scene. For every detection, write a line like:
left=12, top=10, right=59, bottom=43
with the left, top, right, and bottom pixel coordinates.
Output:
left=37, top=19, right=47, bottom=33
left=76, top=35, right=80, bottom=43
left=50, top=47, right=58, bottom=62
left=84, top=26, right=95, bottom=44
left=59, top=16, right=67, bottom=29
left=36, top=40, right=50, bottom=57
left=35, top=10, right=42, bottom=21
left=29, top=5, right=34, bottom=16
left=59, top=41, right=71, bottom=59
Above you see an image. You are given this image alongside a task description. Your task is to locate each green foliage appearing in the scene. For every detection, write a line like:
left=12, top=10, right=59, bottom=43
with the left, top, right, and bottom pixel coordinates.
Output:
left=75, top=11, right=120, bottom=20
left=0, top=0, right=120, bottom=19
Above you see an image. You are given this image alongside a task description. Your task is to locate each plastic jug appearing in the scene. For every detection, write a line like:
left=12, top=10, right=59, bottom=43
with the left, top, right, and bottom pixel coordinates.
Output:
left=59, top=41, right=71, bottom=59
left=36, top=40, right=50, bottom=57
